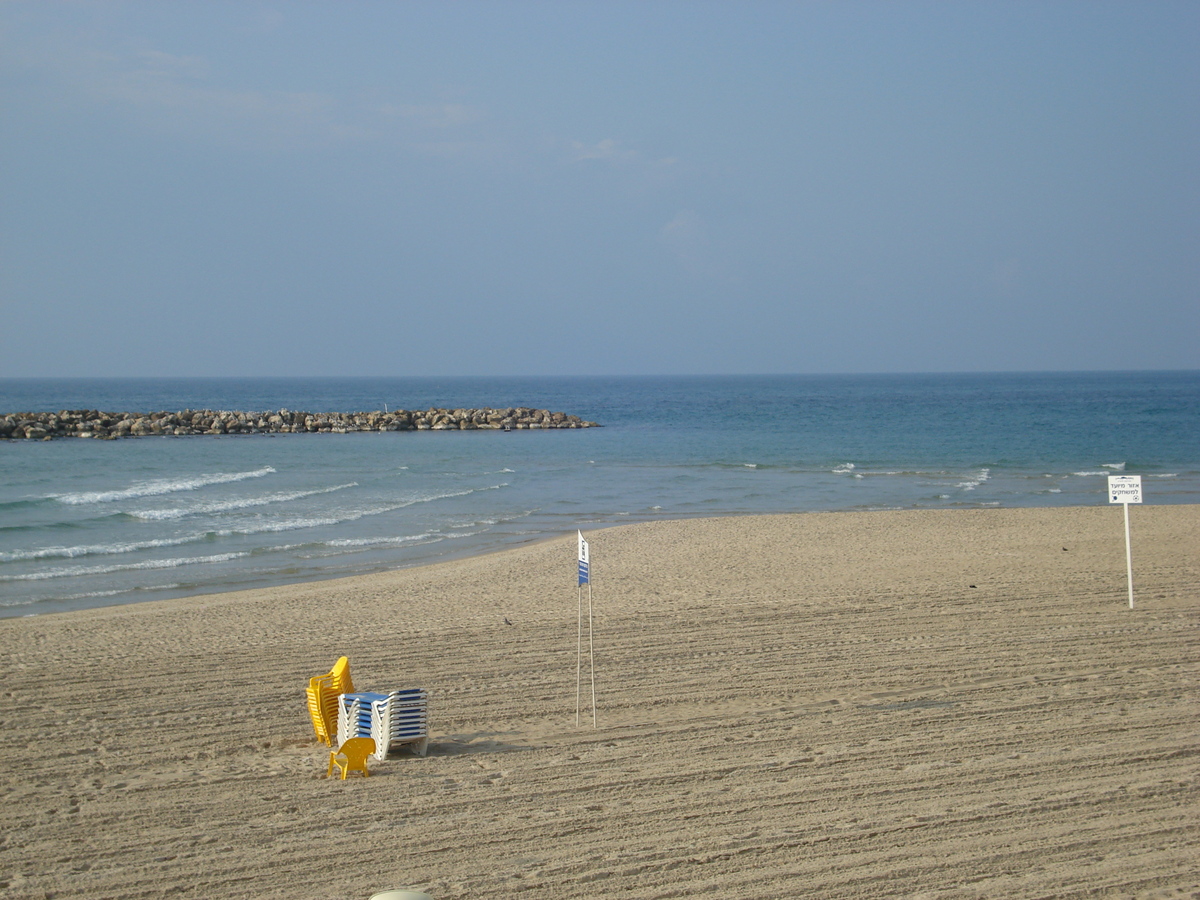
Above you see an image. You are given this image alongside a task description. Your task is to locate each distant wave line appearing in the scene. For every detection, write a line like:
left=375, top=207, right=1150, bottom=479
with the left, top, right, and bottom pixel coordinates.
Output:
left=1, top=587, right=127, bottom=610
left=323, top=532, right=445, bottom=550
left=0, top=534, right=203, bottom=564
left=127, top=483, right=358, bottom=520
left=0, top=551, right=253, bottom=582
left=194, top=482, right=509, bottom=537
left=50, top=467, right=277, bottom=504
left=1, top=484, right=506, bottom=563
left=318, top=508, right=536, bottom=551
left=957, top=468, right=991, bottom=491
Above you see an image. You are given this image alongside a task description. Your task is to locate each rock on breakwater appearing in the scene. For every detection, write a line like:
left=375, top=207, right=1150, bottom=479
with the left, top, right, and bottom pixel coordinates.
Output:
left=0, top=407, right=601, bottom=440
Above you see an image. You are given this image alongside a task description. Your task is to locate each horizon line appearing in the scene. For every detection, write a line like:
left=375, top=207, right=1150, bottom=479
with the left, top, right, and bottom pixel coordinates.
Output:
left=2, top=368, right=1198, bottom=381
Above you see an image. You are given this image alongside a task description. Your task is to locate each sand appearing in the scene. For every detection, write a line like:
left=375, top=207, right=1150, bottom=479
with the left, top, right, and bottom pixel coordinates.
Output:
left=1, top=506, right=1197, bottom=900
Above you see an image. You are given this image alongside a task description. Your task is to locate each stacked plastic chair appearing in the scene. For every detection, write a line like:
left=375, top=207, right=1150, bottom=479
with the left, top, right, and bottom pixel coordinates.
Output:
left=337, top=688, right=429, bottom=761
left=306, top=656, right=354, bottom=747
left=336, top=691, right=378, bottom=746
left=371, top=689, right=429, bottom=759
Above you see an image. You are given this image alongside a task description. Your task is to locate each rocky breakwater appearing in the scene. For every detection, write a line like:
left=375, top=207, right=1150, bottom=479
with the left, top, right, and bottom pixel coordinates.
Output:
left=0, top=407, right=600, bottom=440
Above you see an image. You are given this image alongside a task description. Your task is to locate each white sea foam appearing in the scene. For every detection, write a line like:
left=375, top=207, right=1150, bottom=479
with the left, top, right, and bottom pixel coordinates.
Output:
left=15, top=588, right=128, bottom=608
left=51, top=467, right=276, bottom=505
left=325, top=533, right=440, bottom=549
left=442, top=510, right=533, bottom=531
left=957, top=468, right=991, bottom=490
left=66, top=588, right=128, bottom=601
left=0, top=552, right=253, bottom=581
left=1103, top=462, right=1126, bottom=471
left=832, top=463, right=856, bottom=474
left=466, top=517, right=501, bottom=527
left=128, top=483, right=357, bottom=520
left=0, top=535, right=200, bottom=563
left=199, top=483, right=508, bottom=537
left=0, top=587, right=124, bottom=609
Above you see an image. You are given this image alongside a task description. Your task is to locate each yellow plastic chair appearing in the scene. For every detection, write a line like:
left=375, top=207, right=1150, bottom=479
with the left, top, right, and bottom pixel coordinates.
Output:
left=306, top=656, right=355, bottom=746
left=329, top=655, right=353, bottom=694
left=306, top=676, right=337, bottom=745
left=328, top=737, right=376, bottom=779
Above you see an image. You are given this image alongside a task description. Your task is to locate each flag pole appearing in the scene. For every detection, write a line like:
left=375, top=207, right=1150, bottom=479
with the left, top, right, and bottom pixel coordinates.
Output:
left=576, top=582, right=583, bottom=727
left=576, top=530, right=593, bottom=728
left=588, top=579, right=596, bottom=728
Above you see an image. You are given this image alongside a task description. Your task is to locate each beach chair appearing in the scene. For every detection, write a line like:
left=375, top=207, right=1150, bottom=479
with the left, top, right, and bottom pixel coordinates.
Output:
left=338, top=689, right=430, bottom=761
left=306, top=675, right=340, bottom=745
left=329, top=655, right=353, bottom=693
left=337, top=691, right=381, bottom=746
left=327, top=736, right=376, bottom=779
left=306, top=656, right=355, bottom=746
left=306, top=676, right=332, bottom=745
left=371, top=689, right=430, bottom=759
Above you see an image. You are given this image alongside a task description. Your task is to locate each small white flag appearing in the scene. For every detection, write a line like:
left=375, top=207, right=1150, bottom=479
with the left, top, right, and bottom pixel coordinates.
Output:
left=577, top=531, right=590, bottom=585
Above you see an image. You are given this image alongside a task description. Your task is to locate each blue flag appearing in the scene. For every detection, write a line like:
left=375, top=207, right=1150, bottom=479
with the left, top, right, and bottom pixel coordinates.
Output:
left=577, top=530, right=590, bottom=585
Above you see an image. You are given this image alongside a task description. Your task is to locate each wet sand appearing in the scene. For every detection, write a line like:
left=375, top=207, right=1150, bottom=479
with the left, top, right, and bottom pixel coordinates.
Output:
left=1, top=506, right=1197, bottom=899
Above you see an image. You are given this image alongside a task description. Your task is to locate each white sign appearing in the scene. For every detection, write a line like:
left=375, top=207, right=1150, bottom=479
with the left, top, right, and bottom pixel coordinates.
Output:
left=1108, top=474, right=1142, bottom=504
left=1108, top=475, right=1142, bottom=609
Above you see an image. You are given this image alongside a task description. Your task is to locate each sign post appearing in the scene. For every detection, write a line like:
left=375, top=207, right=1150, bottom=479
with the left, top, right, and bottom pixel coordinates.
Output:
left=1108, top=475, right=1142, bottom=609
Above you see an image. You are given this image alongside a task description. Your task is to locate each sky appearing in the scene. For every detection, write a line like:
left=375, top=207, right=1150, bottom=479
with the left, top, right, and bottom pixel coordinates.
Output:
left=1, top=1, right=1197, bottom=377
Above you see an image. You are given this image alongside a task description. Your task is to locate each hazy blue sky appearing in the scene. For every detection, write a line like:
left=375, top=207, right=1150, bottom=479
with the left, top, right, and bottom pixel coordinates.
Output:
left=2, top=1, right=1196, bottom=377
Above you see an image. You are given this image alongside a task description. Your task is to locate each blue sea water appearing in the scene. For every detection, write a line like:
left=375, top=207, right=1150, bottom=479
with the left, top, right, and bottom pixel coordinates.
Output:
left=2, top=372, right=1197, bottom=618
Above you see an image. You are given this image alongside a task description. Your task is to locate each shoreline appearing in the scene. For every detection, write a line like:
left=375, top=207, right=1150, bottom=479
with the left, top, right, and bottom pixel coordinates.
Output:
left=2, top=505, right=1196, bottom=899
left=8, top=499, right=1197, bottom=621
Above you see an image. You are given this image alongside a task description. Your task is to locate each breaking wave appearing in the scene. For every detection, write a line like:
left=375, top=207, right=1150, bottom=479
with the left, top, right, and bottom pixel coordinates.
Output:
left=127, top=483, right=357, bottom=520
left=0, top=552, right=254, bottom=582
left=51, top=468, right=277, bottom=504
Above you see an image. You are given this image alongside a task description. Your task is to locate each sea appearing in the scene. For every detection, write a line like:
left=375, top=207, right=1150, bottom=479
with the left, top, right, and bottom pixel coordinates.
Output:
left=2, top=372, right=1197, bottom=618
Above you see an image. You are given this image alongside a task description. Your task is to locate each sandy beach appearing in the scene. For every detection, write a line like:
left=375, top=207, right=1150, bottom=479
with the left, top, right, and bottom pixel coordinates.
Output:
left=1, top=505, right=1196, bottom=900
